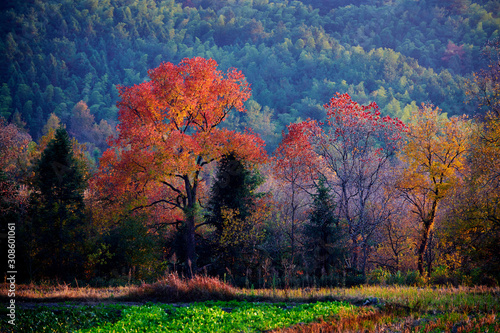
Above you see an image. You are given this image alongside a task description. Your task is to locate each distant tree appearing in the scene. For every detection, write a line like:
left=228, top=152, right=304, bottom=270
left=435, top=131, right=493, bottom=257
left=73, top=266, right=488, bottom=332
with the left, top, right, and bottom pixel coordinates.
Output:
left=68, top=100, right=116, bottom=155
left=42, top=113, right=62, bottom=135
left=244, top=100, right=279, bottom=152
left=69, top=101, right=94, bottom=142
left=0, top=84, right=13, bottom=119
left=466, top=38, right=500, bottom=116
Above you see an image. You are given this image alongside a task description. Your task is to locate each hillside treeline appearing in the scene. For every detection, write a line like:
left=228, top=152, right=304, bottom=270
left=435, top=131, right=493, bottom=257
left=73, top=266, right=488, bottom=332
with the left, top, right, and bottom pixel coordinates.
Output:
left=1, top=0, right=499, bottom=154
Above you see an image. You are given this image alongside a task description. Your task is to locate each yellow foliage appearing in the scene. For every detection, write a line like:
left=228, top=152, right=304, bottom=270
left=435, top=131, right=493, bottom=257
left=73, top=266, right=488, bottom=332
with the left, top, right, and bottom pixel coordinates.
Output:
left=396, top=103, right=471, bottom=274
left=398, top=104, right=471, bottom=202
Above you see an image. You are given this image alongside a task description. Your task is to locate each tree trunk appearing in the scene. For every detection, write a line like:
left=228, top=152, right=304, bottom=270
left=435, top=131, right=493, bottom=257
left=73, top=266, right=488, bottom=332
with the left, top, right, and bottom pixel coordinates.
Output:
left=417, top=219, right=434, bottom=276
left=185, top=212, right=197, bottom=278
left=350, top=231, right=359, bottom=271
left=417, top=199, right=437, bottom=276
left=184, top=176, right=198, bottom=278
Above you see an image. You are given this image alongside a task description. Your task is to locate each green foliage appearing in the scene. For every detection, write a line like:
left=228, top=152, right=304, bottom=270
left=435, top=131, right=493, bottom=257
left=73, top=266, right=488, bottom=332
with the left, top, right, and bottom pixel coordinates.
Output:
left=368, top=269, right=425, bottom=286
left=204, top=153, right=265, bottom=277
left=27, top=127, right=88, bottom=280
left=0, top=0, right=490, bottom=145
left=304, top=177, right=347, bottom=279
left=206, top=153, right=262, bottom=233
left=17, top=301, right=349, bottom=332
left=367, top=268, right=391, bottom=285
left=2, top=0, right=499, bottom=287
left=1, top=305, right=125, bottom=333
left=89, top=214, right=163, bottom=282
left=0, top=301, right=351, bottom=333
left=430, top=265, right=454, bottom=286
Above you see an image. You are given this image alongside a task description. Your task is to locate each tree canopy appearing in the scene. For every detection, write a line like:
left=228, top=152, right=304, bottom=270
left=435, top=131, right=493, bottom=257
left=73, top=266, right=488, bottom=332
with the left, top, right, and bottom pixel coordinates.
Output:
left=90, top=57, right=267, bottom=277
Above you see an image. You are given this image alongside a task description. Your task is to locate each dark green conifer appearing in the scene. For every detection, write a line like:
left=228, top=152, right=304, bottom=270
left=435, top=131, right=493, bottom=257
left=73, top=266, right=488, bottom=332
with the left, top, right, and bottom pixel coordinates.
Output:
left=304, top=177, right=346, bottom=279
left=206, top=153, right=262, bottom=233
left=204, top=152, right=264, bottom=277
left=30, top=127, right=87, bottom=280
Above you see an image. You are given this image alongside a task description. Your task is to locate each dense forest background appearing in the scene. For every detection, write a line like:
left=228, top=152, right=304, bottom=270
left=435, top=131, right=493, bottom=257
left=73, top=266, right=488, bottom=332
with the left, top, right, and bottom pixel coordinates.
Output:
left=2, top=0, right=499, bottom=152
left=1, top=0, right=500, bottom=287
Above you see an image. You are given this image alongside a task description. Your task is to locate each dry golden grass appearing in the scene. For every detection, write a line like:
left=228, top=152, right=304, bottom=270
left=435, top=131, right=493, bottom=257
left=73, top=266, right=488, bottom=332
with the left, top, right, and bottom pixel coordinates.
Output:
left=3, top=278, right=500, bottom=309
left=243, top=284, right=500, bottom=312
left=0, top=281, right=137, bottom=302
left=266, top=286, right=500, bottom=333
left=0, top=274, right=240, bottom=303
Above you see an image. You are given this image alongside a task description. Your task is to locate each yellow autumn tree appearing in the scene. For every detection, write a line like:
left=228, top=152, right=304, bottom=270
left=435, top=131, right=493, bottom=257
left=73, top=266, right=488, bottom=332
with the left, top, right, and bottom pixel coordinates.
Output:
left=443, top=40, right=500, bottom=283
left=396, top=104, right=471, bottom=276
left=444, top=111, right=500, bottom=283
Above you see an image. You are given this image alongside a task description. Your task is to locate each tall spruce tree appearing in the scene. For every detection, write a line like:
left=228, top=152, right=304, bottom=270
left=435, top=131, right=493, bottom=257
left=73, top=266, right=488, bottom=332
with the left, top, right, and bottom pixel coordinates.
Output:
left=29, top=127, right=87, bottom=280
left=204, top=152, right=264, bottom=277
left=304, top=177, right=346, bottom=279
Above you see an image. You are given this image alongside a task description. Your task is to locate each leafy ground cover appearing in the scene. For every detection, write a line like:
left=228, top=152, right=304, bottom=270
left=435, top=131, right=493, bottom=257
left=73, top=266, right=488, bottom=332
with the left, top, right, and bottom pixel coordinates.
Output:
left=1, top=300, right=352, bottom=333
left=1, top=277, right=499, bottom=332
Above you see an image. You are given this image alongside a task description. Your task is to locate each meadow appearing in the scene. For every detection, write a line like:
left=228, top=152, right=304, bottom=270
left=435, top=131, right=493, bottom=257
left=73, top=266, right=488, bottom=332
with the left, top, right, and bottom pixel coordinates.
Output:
left=1, top=275, right=499, bottom=332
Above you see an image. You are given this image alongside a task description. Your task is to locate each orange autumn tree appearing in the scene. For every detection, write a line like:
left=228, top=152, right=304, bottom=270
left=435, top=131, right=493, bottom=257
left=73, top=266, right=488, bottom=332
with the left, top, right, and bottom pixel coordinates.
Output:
left=396, top=104, right=470, bottom=276
left=90, top=58, right=267, bottom=277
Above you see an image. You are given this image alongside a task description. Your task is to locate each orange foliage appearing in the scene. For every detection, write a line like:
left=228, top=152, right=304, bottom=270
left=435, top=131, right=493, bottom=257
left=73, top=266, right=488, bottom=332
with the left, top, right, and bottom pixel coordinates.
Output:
left=89, top=58, right=267, bottom=274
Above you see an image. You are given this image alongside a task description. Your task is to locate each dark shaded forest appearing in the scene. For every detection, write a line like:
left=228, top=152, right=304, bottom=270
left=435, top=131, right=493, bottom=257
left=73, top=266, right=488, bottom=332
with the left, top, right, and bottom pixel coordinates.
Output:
left=1, top=0, right=499, bottom=288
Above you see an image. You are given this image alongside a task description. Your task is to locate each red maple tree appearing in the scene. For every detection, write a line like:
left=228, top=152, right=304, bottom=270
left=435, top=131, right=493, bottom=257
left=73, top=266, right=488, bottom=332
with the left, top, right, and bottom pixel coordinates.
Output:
left=90, top=58, right=267, bottom=276
left=317, top=93, right=408, bottom=273
left=275, top=93, right=408, bottom=273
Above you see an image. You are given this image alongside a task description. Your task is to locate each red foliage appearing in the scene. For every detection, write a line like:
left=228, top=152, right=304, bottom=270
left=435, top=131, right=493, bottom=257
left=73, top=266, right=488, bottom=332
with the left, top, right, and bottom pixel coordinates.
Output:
left=273, top=120, right=322, bottom=185
left=324, top=92, right=408, bottom=143
left=442, top=40, right=465, bottom=62
left=89, top=58, right=267, bottom=273
left=274, top=93, right=408, bottom=271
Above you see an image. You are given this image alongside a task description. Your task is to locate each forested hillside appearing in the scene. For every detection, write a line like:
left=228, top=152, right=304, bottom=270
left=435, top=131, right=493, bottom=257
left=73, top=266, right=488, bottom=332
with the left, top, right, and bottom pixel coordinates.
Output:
left=1, top=0, right=499, bottom=153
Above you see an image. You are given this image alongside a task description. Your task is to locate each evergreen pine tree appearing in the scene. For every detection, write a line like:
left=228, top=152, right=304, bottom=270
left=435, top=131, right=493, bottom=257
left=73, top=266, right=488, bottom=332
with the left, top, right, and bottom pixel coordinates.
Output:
left=304, top=177, right=346, bottom=279
left=29, top=127, right=87, bottom=280
left=204, top=152, right=263, bottom=277
left=206, top=153, right=260, bottom=231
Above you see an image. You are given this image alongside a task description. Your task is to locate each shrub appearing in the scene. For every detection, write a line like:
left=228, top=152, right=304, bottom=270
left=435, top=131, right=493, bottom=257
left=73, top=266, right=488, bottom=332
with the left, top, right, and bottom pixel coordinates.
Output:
left=132, top=274, right=240, bottom=302
left=386, top=271, right=405, bottom=285
left=346, top=271, right=366, bottom=287
left=403, top=270, right=422, bottom=286
left=430, top=265, right=455, bottom=286
left=367, top=268, right=391, bottom=285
